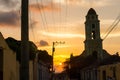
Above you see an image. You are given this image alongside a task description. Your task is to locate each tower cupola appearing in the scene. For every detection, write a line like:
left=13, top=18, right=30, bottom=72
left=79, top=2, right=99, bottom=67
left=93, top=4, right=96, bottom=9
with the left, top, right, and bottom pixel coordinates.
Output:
left=84, top=8, right=103, bottom=59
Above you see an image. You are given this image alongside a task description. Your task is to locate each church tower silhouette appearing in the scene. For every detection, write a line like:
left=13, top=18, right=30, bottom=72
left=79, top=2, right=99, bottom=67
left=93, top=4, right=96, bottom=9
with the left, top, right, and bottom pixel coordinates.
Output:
left=84, top=8, right=103, bottom=59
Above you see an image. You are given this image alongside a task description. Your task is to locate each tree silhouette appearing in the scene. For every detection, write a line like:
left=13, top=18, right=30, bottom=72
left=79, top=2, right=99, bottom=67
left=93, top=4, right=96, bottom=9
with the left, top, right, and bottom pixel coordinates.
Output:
left=5, top=37, right=37, bottom=61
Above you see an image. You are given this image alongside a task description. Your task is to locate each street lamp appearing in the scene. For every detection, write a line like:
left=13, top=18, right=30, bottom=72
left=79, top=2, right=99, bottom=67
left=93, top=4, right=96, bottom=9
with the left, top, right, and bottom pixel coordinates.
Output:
left=51, top=41, right=65, bottom=80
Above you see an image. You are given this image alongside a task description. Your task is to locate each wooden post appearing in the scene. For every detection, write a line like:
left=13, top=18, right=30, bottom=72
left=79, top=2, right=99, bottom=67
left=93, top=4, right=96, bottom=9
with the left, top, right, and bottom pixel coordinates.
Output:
left=20, top=0, right=29, bottom=80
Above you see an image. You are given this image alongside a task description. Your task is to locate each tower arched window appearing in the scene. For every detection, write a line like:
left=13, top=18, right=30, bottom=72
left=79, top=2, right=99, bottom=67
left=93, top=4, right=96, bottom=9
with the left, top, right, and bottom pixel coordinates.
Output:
left=92, top=24, right=95, bottom=29
left=91, top=31, right=96, bottom=39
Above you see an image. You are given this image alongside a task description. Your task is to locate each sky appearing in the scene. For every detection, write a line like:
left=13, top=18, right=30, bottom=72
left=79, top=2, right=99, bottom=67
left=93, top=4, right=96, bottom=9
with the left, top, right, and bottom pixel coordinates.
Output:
left=0, top=0, right=120, bottom=73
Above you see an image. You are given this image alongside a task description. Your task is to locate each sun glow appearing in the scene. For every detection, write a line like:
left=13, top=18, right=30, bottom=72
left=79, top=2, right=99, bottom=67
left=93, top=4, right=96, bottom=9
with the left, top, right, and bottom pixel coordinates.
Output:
left=59, top=62, right=62, bottom=66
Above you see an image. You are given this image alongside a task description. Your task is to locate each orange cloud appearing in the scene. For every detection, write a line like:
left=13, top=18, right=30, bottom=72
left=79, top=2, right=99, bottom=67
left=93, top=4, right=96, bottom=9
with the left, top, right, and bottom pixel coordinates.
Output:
left=29, top=2, right=60, bottom=13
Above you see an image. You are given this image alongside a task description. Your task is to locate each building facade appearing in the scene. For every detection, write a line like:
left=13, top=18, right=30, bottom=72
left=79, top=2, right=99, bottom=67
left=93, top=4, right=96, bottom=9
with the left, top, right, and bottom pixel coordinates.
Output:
left=80, top=8, right=120, bottom=80
left=37, top=60, right=50, bottom=80
left=80, top=67, right=97, bottom=80
left=0, top=32, right=35, bottom=80
left=54, top=72, right=69, bottom=80
left=0, top=32, right=17, bottom=80
left=98, top=63, right=120, bottom=80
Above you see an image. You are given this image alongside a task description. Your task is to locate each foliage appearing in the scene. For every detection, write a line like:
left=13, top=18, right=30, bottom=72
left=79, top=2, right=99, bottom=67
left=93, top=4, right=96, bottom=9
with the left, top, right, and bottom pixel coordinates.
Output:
left=5, top=37, right=52, bottom=66
left=5, top=37, right=37, bottom=61
left=37, top=50, right=52, bottom=64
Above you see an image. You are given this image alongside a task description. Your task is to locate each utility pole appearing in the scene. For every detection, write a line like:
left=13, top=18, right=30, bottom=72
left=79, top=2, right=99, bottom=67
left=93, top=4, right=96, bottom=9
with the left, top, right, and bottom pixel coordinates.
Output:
left=20, top=0, right=29, bottom=80
left=52, top=42, right=55, bottom=73
left=51, top=41, right=65, bottom=80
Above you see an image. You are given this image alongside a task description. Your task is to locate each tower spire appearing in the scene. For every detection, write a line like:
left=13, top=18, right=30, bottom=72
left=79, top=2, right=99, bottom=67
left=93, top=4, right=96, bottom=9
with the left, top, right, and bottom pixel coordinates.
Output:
left=84, top=8, right=103, bottom=59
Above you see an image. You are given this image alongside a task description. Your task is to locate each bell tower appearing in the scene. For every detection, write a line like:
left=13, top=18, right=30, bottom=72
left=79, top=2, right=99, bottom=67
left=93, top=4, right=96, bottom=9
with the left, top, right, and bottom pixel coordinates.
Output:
left=84, top=8, right=103, bottom=59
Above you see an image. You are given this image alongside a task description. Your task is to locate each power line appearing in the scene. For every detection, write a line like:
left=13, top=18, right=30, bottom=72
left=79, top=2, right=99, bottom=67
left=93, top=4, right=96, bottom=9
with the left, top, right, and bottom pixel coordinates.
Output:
left=95, top=13, right=120, bottom=48
left=29, top=11, right=36, bottom=42
left=36, top=0, right=48, bottom=33
left=65, top=0, right=68, bottom=34
left=102, top=13, right=120, bottom=40
left=40, top=0, right=49, bottom=32
left=102, top=13, right=120, bottom=38
left=59, top=0, right=62, bottom=33
left=94, top=13, right=120, bottom=53
left=51, top=0, right=55, bottom=33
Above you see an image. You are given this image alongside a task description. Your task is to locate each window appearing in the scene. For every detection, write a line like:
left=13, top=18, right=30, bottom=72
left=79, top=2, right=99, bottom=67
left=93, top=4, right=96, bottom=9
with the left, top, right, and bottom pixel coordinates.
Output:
left=95, top=70, right=97, bottom=80
left=113, top=67, right=116, bottom=80
left=0, top=71, right=3, bottom=80
left=91, top=24, right=96, bottom=39
left=91, top=31, right=96, bottom=39
left=92, top=24, right=95, bottom=29
left=102, top=71, right=106, bottom=80
left=0, top=47, right=3, bottom=80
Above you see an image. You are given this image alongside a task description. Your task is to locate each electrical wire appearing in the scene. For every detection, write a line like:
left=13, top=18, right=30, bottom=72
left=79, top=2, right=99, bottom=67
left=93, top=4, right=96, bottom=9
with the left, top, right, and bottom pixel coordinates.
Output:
left=29, top=11, right=36, bottom=42
left=36, top=0, right=48, bottom=33
left=59, top=0, right=62, bottom=34
left=102, top=13, right=120, bottom=38
left=102, top=13, right=120, bottom=40
left=103, top=14, right=120, bottom=40
left=65, top=0, right=68, bottom=34
left=40, top=0, right=49, bottom=32
left=95, top=13, right=120, bottom=50
left=51, top=0, right=55, bottom=35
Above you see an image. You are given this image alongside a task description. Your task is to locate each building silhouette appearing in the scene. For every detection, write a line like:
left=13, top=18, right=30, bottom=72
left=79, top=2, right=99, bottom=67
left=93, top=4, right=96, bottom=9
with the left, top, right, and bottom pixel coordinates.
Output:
left=81, top=8, right=110, bottom=60
left=0, top=32, right=52, bottom=80
left=66, top=8, right=120, bottom=80
left=84, top=8, right=103, bottom=59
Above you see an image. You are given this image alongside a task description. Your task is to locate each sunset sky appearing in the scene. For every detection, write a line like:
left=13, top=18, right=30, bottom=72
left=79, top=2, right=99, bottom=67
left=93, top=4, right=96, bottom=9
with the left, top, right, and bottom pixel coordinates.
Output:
left=0, top=0, right=120, bottom=72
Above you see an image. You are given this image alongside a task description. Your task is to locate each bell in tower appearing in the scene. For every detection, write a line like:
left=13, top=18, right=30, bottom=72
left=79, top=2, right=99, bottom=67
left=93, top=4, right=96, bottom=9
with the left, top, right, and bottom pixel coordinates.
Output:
left=84, top=8, right=103, bottom=59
